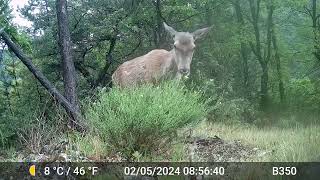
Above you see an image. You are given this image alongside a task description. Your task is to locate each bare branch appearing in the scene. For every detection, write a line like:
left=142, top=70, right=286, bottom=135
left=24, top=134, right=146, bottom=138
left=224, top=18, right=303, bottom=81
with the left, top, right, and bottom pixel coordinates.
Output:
left=0, top=29, right=85, bottom=131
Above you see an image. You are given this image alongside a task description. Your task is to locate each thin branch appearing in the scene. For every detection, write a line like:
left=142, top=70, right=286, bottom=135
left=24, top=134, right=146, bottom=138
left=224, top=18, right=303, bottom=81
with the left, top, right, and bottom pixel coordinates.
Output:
left=0, top=29, right=85, bottom=131
left=120, top=38, right=142, bottom=60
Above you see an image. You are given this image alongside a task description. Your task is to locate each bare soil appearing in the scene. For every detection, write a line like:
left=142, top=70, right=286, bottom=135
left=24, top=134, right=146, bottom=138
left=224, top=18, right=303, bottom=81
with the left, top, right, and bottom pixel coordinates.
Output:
left=186, top=135, right=265, bottom=162
left=12, top=134, right=268, bottom=162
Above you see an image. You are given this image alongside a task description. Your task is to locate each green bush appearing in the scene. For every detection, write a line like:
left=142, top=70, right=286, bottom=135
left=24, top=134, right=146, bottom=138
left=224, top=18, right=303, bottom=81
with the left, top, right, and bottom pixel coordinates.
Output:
left=189, top=77, right=257, bottom=124
left=85, top=82, right=207, bottom=159
left=0, top=76, right=64, bottom=148
left=211, top=98, right=257, bottom=124
left=286, top=78, right=320, bottom=114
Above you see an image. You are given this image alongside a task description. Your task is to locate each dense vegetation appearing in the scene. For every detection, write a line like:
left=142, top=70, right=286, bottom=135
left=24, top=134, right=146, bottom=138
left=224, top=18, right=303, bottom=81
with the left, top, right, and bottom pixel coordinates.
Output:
left=86, top=82, right=206, bottom=159
left=0, top=0, right=319, bottom=161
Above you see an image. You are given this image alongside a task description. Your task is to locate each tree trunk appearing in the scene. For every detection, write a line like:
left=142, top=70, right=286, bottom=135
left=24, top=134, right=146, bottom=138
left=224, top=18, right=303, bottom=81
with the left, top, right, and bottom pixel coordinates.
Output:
left=312, top=0, right=317, bottom=29
left=95, top=36, right=117, bottom=87
left=154, top=0, right=163, bottom=48
left=56, top=0, right=80, bottom=128
left=311, top=0, right=320, bottom=63
left=249, top=0, right=270, bottom=112
left=234, top=0, right=250, bottom=98
left=249, top=0, right=263, bottom=63
left=272, top=31, right=285, bottom=105
left=260, top=62, right=269, bottom=110
left=266, top=2, right=273, bottom=65
left=0, top=30, right=84, bottom=131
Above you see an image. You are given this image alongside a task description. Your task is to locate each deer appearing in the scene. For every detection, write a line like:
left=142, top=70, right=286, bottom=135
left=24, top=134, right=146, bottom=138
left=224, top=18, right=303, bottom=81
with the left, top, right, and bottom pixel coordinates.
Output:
left=112, top=22, right=211, bottom=88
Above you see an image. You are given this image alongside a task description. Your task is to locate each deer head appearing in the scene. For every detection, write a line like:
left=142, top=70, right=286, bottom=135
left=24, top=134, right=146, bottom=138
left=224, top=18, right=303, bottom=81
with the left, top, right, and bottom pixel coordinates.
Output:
left=163, top=22, right=210, bottom=78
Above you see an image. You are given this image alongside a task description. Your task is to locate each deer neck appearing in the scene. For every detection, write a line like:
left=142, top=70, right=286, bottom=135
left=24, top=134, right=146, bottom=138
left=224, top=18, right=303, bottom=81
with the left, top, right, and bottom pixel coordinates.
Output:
left=168, top=49, right=179, bottom=78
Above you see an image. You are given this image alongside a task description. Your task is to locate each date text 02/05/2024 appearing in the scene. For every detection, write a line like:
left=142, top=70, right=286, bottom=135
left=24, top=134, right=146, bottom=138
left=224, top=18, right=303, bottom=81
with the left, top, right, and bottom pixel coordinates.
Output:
left=124, top=166, right=225, bottom=176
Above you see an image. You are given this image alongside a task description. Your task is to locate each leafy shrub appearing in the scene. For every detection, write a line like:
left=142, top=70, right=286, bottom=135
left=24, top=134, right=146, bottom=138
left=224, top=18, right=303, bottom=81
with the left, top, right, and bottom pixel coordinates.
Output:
left=286, top=78, right=320, bottom=114
left=190, top=77, right=257, bottom=124
left=0, top=76, right=65, bottom=148
left=85, top=82, right=207, bottom=159
left=211, top=98, right=257, bottom=124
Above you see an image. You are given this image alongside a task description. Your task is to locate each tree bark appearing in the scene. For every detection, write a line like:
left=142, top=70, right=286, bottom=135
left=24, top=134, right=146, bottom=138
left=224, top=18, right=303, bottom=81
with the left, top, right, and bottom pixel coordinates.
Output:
left=272, top=32, right=285, bottom=105
left=233, top=0, right=250, bottom=98
left=0, top=30, right=84, bottom=130
left=249, top=0, right=263, bottom=64
left=95, top=36, right=117, bottom=87
left=153, top=0, right=164, bottom=48
left=56, top=0, right=80, bottom=127
left=260, top=62, right=269, bottom=110
left=266, top=2, right=273, bottom=65
left=249, top=0, right=270, bottom=111
left=312, top=0, right=317, bottom=29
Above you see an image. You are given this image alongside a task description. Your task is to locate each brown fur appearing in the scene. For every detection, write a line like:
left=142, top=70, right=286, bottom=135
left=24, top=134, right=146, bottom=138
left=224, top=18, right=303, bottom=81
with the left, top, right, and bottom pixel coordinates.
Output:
left=112, top=23, right=210, bottom=88
left=112, top=49, right=176, bottom=87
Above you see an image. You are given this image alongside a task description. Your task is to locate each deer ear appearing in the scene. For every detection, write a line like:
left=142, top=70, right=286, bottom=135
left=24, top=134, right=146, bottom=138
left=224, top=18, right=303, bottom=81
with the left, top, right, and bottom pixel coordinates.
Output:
left=163, top=22, right=177, bottom=36
left=192, top=27, right=211, bottom=40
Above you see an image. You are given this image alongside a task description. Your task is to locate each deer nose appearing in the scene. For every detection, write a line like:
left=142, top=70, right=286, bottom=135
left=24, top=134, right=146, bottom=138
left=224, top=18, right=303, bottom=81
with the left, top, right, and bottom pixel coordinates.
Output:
left=179, top=69, right=189, bottom=75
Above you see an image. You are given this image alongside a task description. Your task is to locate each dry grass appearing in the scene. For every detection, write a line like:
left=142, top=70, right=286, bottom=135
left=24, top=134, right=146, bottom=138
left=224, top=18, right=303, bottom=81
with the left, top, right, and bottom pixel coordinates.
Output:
left=69, top=120, right=320, bottom=162
left=191, top=121, right=320, bottom=162
left=69, top=133, right=109, bottom=161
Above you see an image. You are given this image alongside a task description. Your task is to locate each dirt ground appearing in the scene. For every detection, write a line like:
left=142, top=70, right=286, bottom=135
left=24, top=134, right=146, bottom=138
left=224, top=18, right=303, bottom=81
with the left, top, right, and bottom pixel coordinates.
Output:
left=186, top=135, right=267, bottom=162
left=11, top=133, right=268, bottom=162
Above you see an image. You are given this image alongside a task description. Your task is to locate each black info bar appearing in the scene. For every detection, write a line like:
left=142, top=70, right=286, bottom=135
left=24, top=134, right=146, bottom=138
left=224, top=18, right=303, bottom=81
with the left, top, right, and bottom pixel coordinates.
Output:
left=0, top=162, right=319, bottom=179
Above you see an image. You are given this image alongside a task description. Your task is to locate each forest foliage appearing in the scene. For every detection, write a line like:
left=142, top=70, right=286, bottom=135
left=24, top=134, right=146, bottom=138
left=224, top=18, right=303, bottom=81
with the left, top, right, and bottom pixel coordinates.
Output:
left=0, top=0, right=319, bottom=155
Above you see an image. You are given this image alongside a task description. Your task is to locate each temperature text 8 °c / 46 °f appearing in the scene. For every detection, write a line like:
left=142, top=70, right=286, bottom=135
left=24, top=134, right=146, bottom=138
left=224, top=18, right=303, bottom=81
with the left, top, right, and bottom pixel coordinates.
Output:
left=43, top=166, right=99, bottom=176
